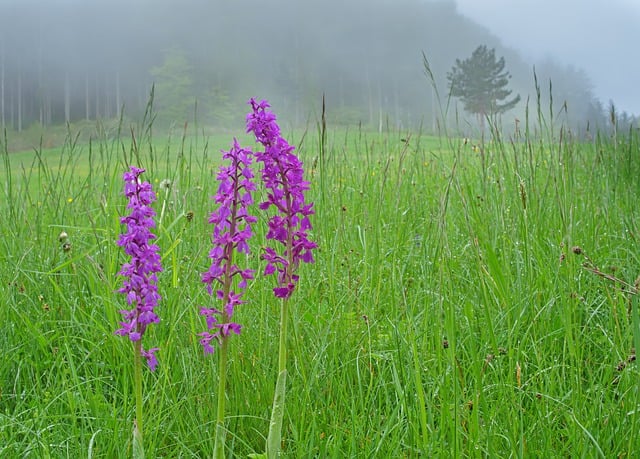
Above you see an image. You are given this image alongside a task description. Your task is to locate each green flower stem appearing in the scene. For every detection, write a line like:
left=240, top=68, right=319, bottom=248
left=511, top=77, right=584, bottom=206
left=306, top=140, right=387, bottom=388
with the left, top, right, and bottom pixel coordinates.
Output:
left=213, top=232, right=235, bottom=459
left=213, top=336, right=229, bottom=459
left=267, top=217, right=294, bottom=459
left=133, top=340, right=145, bottom=459
left=277, top=298, right=288, bottom=377
left=266, top=297, right=289, bottom=458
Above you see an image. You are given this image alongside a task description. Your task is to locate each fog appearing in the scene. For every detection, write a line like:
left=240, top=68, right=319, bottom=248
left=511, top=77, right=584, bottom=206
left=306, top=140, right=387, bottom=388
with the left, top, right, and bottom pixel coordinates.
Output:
left=456, top=0, right=640, bottom=115
left=0, top=0, right=634, bottom=134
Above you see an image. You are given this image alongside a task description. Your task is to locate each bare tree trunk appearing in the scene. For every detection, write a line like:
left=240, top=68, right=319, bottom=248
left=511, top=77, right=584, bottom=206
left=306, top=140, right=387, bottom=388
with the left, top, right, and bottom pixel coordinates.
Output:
left=431, top=86, right=436, bottom=132
left=38, top=44, right=42, bottom=126
left=85, top=72, right=90, bottom=120
left=10, top=83, right=14, bottom=128
left=17, top=64, right=22, bottom=132
left=393, top=78, right=399, bottom=129
left=45, top=92, right=51, bottom=126
left=103, top=73, right=110, bottom=118
left=366, top=65, right=373, bottom=126
left=95, top=72, right=100, bottom=119
left=64, top=71, right=70, bottom=123
left=0, top=40, right=5, bottom=129
left=378, top=78, right=382, bottom=133
left=115, top=70, right=121, bottom=116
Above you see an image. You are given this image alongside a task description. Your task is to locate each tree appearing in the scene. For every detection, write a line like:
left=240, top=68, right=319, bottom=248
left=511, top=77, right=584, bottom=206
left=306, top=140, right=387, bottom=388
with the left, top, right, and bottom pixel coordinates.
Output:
left=150, top=47, right=194, bottom=126
left=447, top=45, right=520, bottom=126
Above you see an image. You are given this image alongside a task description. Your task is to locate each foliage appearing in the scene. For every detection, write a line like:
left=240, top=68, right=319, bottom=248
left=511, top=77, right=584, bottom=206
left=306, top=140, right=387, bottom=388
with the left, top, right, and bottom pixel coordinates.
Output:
left=204, top=84, right=236, bottom=127
left=447, top=45, right=521, bottom=121
left=150, top=47, right=195, bottom=126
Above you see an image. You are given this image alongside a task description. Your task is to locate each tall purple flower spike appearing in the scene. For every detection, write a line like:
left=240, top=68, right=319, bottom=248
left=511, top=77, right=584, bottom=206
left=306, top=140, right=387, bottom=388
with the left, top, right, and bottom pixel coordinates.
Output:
left=115, top=166, right=163, bottom=371
left=246, top=98, right=317, bottom=298
left=200, top=139, right=257, bottom=354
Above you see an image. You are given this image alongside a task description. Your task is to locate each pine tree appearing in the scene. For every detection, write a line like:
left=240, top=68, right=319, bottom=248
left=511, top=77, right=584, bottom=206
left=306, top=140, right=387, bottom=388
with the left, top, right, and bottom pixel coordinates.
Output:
left=447, top=45, right=520, bottom=125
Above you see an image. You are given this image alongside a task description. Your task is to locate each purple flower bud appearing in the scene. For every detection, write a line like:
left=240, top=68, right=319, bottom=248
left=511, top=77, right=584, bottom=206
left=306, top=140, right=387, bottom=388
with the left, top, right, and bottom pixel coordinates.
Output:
left=115, top=166, right=163, bottom=371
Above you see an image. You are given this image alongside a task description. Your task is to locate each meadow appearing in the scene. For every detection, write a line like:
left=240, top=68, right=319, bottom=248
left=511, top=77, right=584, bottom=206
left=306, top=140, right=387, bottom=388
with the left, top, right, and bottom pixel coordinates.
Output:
left=1, top=110, right=640, bottom=457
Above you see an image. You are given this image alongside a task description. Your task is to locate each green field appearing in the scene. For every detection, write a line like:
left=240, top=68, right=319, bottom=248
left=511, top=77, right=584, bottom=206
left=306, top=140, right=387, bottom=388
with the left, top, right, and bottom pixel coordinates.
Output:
left=1, top=117, right=640, bottom=457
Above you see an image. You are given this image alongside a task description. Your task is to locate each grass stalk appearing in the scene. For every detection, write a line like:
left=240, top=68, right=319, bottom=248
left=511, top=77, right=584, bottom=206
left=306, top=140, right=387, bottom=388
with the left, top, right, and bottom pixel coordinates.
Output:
left=213, top=337, right=229, bottom=459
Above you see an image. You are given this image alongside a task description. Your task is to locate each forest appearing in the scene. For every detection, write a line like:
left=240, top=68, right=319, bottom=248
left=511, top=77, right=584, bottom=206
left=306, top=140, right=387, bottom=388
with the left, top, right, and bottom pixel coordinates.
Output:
left=0, top=0, right=633, bottom=134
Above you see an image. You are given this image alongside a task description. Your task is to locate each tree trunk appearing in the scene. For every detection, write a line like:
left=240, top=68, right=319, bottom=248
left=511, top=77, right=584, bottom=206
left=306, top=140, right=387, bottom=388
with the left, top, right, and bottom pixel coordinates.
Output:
left=17, top=64, right=22, bottom=132
left=366, top=65, right=373, bottom=126
left=85, top=71, right=90, bottom=120
left=64, top=71, right=71, bottom=123
left=431, top=86, right=437, bottom=132
left=116, top=70, right=121, bottom=116
left=104, top=72, right=111, bottom=118
left=378, top=78, right=382, bottom=133
left=95, top=72, right=100, bottom=119
left=0, top=40, right=5, bottom=129
left=393, top=78, right=399, bottom=129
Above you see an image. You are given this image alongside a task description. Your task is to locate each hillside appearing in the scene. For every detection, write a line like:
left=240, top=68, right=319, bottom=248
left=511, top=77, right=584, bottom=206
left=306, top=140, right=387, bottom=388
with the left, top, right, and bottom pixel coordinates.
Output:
left=0, top=0, right=616, bottom=134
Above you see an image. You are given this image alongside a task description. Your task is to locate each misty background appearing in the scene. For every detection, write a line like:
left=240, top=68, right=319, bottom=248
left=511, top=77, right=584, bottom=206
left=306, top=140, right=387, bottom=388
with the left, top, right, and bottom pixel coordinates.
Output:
left=0, top=0, right=634, bottom=136
left=456, top=0, right=640, bottom=117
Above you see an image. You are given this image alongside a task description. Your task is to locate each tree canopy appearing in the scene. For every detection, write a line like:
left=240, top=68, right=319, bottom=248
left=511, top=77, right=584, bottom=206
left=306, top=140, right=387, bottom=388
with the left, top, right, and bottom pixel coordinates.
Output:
left=447, top=45, right=521, bottom=121
left=149, top=47, right=194, bottom=125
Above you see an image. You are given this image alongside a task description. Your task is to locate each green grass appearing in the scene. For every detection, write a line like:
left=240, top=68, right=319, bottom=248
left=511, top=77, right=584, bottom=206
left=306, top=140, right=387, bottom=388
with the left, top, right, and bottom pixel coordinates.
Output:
left=1, top=115, right=640, bottom=457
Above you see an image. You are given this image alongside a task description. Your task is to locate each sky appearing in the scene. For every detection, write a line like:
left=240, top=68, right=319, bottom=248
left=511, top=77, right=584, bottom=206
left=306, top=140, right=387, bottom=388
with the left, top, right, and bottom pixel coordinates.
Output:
left=454, top=0, right=640, bottom=115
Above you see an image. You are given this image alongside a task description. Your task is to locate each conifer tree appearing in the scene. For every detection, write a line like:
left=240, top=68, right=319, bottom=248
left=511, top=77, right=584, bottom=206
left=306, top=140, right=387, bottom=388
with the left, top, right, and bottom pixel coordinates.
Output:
left=447, top=45, right=520, bottom=125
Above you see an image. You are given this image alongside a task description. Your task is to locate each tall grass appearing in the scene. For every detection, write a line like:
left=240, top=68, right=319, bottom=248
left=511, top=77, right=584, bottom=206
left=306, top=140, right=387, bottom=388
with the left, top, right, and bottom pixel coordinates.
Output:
left=1, top=105, right=640, bottom=457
